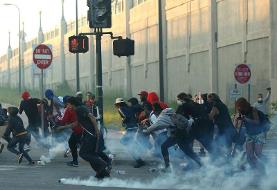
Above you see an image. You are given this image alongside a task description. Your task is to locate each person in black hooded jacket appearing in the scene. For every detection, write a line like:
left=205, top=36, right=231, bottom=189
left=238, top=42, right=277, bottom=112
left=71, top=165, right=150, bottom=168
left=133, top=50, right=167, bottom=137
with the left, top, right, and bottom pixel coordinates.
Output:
left=75, top=105, right=111, bottom=179
left=3, top=107, right=34, bottom=165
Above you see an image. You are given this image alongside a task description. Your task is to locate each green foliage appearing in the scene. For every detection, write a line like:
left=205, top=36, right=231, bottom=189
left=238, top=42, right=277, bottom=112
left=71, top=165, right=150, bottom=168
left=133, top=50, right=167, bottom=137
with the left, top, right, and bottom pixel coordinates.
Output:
left=0, top=86, right=122, bottom=128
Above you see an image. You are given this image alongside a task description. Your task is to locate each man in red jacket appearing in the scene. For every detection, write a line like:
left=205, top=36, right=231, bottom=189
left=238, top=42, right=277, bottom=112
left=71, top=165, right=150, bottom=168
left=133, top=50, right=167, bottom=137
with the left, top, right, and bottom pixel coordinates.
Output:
left=56, top=96, right=83, bottom=167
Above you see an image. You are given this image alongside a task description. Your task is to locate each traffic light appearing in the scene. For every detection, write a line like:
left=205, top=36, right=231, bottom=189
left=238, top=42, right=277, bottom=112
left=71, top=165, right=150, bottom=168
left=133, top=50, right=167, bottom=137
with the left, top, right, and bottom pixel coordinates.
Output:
left=113, top=38, right=135, bottom=57
left=87, top=0, right=112, bottom=28
left=68, top=35, right=89, bottom=53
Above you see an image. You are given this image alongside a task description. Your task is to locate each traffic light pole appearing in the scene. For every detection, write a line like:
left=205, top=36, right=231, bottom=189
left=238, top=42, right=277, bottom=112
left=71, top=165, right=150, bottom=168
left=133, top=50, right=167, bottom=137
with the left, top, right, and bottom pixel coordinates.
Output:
left=95, top=28, right=104, bottom=125
left=78, top=31, right=122, bottom=126
left=76, top=0, right=80, bottom=91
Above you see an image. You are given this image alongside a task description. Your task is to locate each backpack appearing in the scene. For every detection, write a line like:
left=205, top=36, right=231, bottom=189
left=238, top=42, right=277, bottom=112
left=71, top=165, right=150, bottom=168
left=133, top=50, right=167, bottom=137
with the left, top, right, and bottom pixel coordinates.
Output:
left=170, top=114, right=190, bottom=138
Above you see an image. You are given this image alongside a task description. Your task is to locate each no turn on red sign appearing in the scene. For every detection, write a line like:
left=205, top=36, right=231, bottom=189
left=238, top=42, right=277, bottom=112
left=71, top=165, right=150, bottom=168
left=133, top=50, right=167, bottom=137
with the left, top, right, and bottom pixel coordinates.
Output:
left=33, top=44, right=53, bottom=69
left=234, top=64, right=251, bottom=84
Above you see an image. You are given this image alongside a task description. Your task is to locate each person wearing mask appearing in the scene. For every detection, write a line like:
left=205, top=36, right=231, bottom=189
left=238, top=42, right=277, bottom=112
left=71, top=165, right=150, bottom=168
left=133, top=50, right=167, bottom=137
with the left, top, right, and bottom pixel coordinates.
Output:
left=253, top=87, right=271, bottom=115
left=3, top=107, right=34, bottom=165
left=208, top=93, right=237, bottom=157
left=176, top=93, right=214, bottom=156
left=19, top=91, right=41, bottom=142
left=56, top=97, right=83, bottom=167
left=115, top=98, right=146, bottom=168
left=235, top=97, right=269, bottom=170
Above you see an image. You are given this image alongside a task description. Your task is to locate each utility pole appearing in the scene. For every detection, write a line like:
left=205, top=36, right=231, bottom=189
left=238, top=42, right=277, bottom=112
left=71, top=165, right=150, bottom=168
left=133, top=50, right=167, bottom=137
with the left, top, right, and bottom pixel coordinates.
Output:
left=158, top=0, right=164, bottom=101
left=95, top=28, right=103, bottom=125
left=76, top=0, right=80, bottom=91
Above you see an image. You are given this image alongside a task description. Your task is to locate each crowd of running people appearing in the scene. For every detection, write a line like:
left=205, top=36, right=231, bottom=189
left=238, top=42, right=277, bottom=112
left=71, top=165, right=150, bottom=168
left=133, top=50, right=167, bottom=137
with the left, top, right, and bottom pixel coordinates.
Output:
left=0, top=87, right=272, bottom=179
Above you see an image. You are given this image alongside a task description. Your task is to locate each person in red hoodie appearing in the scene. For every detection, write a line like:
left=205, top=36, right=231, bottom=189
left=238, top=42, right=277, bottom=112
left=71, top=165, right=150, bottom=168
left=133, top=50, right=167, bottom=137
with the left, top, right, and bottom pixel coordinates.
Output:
left=147, top=92, right=168, bottom=110
left=56, top=96, right=83, bottom=167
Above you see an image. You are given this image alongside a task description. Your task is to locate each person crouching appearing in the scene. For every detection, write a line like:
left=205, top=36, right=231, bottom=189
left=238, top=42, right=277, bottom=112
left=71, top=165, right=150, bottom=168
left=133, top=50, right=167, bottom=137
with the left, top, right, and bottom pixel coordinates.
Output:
left=3, top=107, right=34, bottom=165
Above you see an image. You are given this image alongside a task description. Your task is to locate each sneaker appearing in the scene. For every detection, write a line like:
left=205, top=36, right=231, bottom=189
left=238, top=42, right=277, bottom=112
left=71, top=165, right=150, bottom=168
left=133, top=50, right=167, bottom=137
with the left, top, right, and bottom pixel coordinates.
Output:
left=95, top=168, right=110, bottom=179
left=17, top=153, right=24, bottom=164
left=0, top=143, right=4, bottom=153
left=134, top=159, right=146, bottom=168
left=66, top=161, right=78, bottom=167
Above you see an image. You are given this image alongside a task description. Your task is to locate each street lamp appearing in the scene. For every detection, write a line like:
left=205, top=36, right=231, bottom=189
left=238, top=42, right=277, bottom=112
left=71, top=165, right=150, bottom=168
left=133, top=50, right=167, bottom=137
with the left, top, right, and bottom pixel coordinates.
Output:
left=3, top=3, right=21, bottom=92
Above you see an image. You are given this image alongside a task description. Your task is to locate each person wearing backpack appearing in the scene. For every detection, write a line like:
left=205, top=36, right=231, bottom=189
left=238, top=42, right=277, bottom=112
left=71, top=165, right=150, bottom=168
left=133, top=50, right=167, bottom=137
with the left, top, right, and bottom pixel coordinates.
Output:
left=235, top=97, right=268, bottom=170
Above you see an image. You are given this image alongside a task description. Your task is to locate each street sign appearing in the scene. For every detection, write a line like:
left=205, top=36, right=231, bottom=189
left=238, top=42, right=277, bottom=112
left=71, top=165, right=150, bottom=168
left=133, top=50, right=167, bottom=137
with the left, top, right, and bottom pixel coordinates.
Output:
left=33, top=44, right=53, bottom=69
left=234, top=64, right=251, bottom=84
left=230, top=88, right=241, bottom=100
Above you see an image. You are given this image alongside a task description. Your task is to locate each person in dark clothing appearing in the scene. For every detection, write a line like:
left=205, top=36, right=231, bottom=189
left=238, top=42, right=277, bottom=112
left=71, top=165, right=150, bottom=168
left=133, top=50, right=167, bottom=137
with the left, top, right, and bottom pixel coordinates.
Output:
left=115, top=97, right=146, bottom=168
left=84, top=92, right=107, bottom=152
left=3, top=107, right=34, bottom=165
left=176, top=93, right=214, bottom=155
left=75, top=106, right=111, bottom=179
left=128, top=97, right=152, bottom=152
left=19, top=91, right=42, bottom=142
left=208, top=93, right=237, bottom=157
left=56, top=97, right=83, bottom=167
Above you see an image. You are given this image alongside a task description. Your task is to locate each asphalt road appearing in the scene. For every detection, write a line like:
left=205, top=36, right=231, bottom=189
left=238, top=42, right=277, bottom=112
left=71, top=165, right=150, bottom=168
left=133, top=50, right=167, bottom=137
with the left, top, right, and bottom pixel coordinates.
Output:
left=0, top=105, right=276, bottom=190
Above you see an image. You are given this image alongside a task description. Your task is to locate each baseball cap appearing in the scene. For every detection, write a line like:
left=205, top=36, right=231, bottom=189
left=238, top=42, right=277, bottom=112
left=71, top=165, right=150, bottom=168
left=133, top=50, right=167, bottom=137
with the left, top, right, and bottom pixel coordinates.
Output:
left=115, top=98, right=125, bottom=104
left=138, top=91, right=148, bottom=97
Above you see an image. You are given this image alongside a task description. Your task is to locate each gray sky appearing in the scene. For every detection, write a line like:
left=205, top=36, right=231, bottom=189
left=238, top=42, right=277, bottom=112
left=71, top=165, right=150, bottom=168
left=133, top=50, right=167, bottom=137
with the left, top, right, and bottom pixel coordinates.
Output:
left=0, top=0, right=87, bottom=56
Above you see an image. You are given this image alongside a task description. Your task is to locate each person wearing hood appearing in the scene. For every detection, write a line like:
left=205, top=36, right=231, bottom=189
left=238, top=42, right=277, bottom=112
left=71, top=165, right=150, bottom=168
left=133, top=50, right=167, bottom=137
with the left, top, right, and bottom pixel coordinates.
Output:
left=44, top=89, right=64, bottom=117
left=115, top=98, right=146, bottom=168
left=144, top=108, right=202, bottom=170
left=208, top=93, right=237, bottom=157
left=177, top=92, right=214, bottom=157
left=147, top=92, right=168, bottom=110
left=19, top=91, right=41, bottom=142
left=138, top=91, right=152, bottom=118
left=75, top=105, right=111, bottom=179
left=3, top=107, right=34, bottom=165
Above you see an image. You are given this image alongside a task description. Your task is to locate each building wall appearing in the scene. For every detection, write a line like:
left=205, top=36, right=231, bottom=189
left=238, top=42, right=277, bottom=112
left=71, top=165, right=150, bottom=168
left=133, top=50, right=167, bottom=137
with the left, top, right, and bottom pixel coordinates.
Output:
left=0, top=0, right=275, bottom=106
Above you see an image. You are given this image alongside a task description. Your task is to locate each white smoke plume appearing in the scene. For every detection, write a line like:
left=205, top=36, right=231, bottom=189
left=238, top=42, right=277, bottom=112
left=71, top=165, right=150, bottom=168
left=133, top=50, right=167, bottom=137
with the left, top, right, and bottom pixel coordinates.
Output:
left=39, top=134, right=69, bottom=163
left=59, top=156, right=277, bottom=190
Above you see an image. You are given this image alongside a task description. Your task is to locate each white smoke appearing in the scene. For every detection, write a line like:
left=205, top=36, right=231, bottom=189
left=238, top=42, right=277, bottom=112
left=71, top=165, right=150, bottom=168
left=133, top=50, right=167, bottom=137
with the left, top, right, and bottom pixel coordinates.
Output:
left=59, top=155, right=277, bottom=190
left=39, top=135, right=68, bottom=163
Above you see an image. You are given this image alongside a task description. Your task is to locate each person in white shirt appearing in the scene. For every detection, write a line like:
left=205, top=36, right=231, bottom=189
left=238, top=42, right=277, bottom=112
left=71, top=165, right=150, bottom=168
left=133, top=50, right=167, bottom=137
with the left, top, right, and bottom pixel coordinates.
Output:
left=253, top=87, right=271, bottom=115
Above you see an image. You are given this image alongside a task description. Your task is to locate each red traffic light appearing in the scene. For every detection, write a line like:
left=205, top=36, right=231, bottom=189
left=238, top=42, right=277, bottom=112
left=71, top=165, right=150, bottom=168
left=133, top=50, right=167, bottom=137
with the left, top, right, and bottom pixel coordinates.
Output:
left=69, top=35, right=89, bottom=53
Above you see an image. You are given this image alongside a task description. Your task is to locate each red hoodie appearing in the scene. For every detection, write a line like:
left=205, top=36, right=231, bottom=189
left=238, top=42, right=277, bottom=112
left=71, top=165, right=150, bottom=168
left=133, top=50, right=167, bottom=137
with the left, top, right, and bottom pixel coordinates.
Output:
left=147, top=92, right=168, bottom=110
left=57, top=107, right=83, bottom=134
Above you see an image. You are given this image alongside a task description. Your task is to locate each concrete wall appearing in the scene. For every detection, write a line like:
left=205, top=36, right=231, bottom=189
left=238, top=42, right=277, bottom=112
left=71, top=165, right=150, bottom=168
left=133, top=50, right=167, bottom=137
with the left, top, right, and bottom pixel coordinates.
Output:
left=0, top=0, right=275, bottom=107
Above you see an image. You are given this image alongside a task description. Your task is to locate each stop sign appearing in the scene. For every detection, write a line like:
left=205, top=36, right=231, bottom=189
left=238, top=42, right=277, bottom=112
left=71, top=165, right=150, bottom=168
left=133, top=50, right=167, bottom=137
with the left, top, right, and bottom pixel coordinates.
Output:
left=234, top=64, right=251, bottom=84
left=33, top=44, right=53, bottom=69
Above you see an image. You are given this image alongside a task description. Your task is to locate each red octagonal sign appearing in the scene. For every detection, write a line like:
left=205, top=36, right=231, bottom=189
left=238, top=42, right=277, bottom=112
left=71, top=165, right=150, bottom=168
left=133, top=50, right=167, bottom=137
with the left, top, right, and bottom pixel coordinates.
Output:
left=234, top=64, right=251, bottom=84
left=33, top=44, right=53, bottom=69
